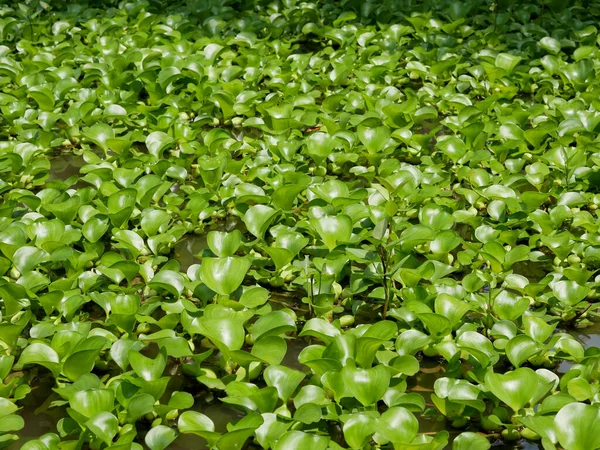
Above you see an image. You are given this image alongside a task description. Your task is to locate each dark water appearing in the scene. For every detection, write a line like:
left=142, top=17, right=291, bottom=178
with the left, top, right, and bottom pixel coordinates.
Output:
left=174, top=234, right=209, bottom=271
left=162, top=400, right=245, bottom=450
left=174, top=217, right=246, bottom=271
left=281, top=337, right=311, bottom=372
left=569, top=320, right=600, bottom=349
left=557, top=320, right=600, bottom=373
left=8, top=379, right=62, bottom=449
left=48, top=153, right=85, bottom=181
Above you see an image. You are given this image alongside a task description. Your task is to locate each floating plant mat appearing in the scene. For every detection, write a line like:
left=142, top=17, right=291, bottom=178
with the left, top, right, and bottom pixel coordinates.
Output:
left=0, top=0, right=600, bottom=450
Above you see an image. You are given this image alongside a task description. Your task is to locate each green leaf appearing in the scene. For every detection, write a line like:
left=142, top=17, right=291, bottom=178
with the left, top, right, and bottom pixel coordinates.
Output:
left=453, top=432, right=491, bottom=450
left=272, top=185, right=306, bottom=210
left=244, top=205, right=280, bottom=240
left=83, top=215, right=110, bottom=243
left=519, top=415, right=558, bottom=442
left=377, top=406, right=419, bottom=444
left=207, top=230, right=242, bottom=257
left=252, top=311, right=296, bottom=340
left=552, top=280, right=589, bottom=306
left=145, top=425, right=177, bottom=450
left=63, top=347, right=102, bottom=382
left=86, top=412, right=118, bottom=445
left=251, top=336, right=287, bottom=365
left=396, top=330, right=431, bottom=356
left=343, top=413, right=376, bottom=449
left=178, top=411, right=219, bottom=445
left=82, top=123, right=114, bottom=152
left=305, top=133, right=337, bottom=166
left=434, top=294, right=470, bottom=327
left=29, top=86, right=55, bottom=111
left=419, top=204, right=454, bottom=231
left=264, top=365, right=305, bottom=401
left=294, top=403, right=321, bottom=424
left=495, top=52, right=522, bottom=74
left=493, top=291, right=529, bottom=321
left=141, top=210, right=170, bottom=237
left=197, top=316, right=245, bottom=352
left=0, top=398, right=18, bottom=417
left=200, top=257, right=251, bottom=295
left=436, top=135, right=466, bottom=162
left=554, top=403, right=600, bottom=450
left=299, top=318, right=341, bottom=344
left=418, top=313, right=452, bottom=338
left=264, top=247, right=295, bottom=271
left=0, top=413, right=24, bottom=432
left=149, top=270, right=185, bottom=297
left=505, top=335, right=542, bottom=368
left=274, top=431, right=329, bottom=450
left=357, top=125, right=391, bottom=153
left=129, top=348, right=166, bottom=381
left=126, top=394, right=155, bottom=422
left=522, top=314, right=556, bottom=343
left=239, top=286, right=269, bottom=308
left=146, top=131, right=175, bottom=159
left=430, top=230, right=462, bottom=255
left=17, top=343, right=60, bottom=375
left=107, top=189, right=136, bottom=228
left=341, top=363, right=390, bottom=406
left=539, top=37, right=561, bottom=54
left=310, top=214, right=353, bottom=251
left=485, top=368, right=538, bottom=411
left=70, top=389, right=115, bottom=419
left=456, top=331, right=497, bottom=367
left=12, top=246, right=47, bottom=272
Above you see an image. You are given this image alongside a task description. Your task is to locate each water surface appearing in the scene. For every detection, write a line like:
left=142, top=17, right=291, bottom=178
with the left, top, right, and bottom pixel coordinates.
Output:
left=48, top=153, right=85, bottom=181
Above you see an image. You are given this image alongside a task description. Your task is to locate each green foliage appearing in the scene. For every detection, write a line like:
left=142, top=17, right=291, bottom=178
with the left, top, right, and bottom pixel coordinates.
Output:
left=0, top=0, right=600, bottom=449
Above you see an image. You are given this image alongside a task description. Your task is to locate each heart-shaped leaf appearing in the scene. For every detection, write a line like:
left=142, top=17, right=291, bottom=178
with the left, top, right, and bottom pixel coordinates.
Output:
left=452, top=432, right=491, bottom=450
left=207, top=230, right=242, bottom=257
left=146, top=131, right=175, bottom=159
left=341, top=363, right=390, bottom=406
left=505, top=335, right=543, bottom=368
left=357, top=125, right=391, bottom=153
left=149, top=270, right=185, bottom=297
left=86, top=412, right=118, bottom=445
left=197, top=316, right=245, bottom=352
left=377, top=406, right=419, bottom=444
left=485, top=368, right=538, bottom=411
left=343, top=413, right=376, bottom=449
left=200, top=256, right=251, bottom=295
left=552, top=280, right=589, bottom=306
left=310, top=214, right=352, bottom=251
left=70, top=389, right=115, bottom=419
left=274, top=431, right=329, bottom=450
left=264, top=365, right=305, bottom=401
left=244, top=205, right=280, bottom=240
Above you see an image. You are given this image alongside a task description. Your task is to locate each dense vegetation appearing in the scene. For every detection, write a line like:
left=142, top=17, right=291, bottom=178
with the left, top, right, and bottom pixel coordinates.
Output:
left=0, top=0, right=599, bottom=449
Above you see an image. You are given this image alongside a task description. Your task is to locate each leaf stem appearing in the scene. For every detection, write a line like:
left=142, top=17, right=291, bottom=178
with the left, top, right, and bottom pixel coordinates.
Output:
left=379, top=246, right=390, bottom=320
left=570, top=302, right=594, bottom=325
left=309, top=273, right=315, bottom=317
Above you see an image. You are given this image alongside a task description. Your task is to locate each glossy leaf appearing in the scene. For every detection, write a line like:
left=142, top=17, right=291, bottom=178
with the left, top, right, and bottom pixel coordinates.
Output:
left=341, top=363, right=390, bottom=406
left=485, top=368, right=538, bottom=411
left=145, top=425, right=177, bottom=450
left=554, top=403, right=600, bottom=450
left=200, top=257, right=251, bottom=295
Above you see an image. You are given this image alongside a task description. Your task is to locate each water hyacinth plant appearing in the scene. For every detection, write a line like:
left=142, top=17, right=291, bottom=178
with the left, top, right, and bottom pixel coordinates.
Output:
left=0, top=0, right=599, bottom=449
